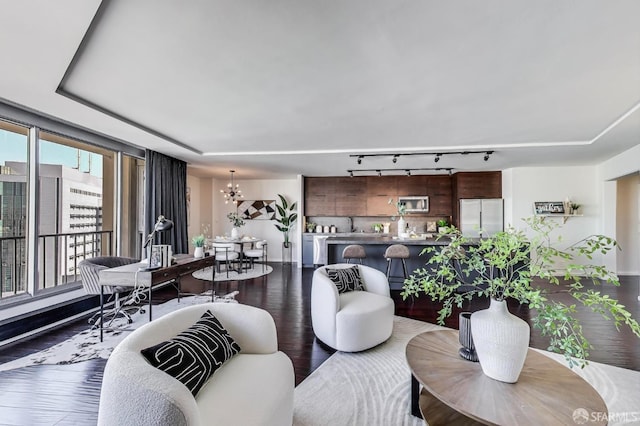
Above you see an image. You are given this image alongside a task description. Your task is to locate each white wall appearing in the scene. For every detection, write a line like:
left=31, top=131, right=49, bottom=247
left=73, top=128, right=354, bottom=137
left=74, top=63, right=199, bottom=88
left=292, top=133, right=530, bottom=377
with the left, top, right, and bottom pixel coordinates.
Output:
left=615, top=173, right=640, bottom=275
left=502, top=165, right=604, bottom=268
left=186, top=175, right=212, bottom=255
left=210, top=177, right=300, bottom=263
left=503, top=143, right=640, bottom=276
left=503, top=165, right=600, bottom=232
left=599, top=143, right=640, bottom=276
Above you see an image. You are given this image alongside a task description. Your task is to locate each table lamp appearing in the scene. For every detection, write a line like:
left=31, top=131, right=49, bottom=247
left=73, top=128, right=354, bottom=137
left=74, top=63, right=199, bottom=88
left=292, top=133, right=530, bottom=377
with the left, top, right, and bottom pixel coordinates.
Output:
left=144, top=215, right=174, bottom=264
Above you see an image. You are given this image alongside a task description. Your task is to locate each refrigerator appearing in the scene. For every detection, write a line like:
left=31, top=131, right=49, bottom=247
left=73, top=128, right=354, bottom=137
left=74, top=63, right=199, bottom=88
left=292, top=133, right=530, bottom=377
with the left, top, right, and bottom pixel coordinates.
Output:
left=459, top=199, right=504, bottom=237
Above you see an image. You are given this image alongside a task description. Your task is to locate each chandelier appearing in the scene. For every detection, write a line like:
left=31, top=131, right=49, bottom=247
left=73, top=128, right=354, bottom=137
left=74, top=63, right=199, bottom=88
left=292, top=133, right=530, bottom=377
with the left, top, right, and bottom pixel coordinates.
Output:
left=220, top=170, right=243, bottom=205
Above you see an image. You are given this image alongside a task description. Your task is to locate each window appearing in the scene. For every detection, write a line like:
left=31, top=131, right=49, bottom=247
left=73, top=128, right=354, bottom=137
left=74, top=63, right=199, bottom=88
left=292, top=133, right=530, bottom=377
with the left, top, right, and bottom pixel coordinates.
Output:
left=0, top=121, right=29, bottom=299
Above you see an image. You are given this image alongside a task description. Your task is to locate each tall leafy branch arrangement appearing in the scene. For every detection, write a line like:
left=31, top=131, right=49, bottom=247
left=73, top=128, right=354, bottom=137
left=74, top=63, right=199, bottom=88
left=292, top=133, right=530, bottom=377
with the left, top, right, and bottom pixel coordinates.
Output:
left=274, top=194, right=298, bottom=248
left=401, top=216, right=640, bottom=368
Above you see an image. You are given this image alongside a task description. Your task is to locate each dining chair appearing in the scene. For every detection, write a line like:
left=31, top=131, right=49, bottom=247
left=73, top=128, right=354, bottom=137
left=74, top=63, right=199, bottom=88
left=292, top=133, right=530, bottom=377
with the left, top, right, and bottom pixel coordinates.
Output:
left=244, top=240, right=268, bottom=272
left=211, top=243, right=240, bottom=277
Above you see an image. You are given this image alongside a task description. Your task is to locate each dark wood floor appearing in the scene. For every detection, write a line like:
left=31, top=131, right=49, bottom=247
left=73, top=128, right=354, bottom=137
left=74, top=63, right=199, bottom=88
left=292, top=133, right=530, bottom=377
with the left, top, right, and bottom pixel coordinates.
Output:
left=0, top=264, right=638, bottom=425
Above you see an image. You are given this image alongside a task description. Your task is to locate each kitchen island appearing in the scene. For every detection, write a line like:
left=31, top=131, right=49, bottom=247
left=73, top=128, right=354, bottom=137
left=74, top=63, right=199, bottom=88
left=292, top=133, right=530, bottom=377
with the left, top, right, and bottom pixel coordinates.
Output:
left=325, top=235, right=453, bottom=287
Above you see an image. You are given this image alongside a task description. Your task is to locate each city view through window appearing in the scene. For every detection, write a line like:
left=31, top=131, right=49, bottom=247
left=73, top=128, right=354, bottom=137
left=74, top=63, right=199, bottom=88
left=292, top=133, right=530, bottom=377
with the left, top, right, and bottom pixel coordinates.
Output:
left=0, top=122, right=109, bottom=302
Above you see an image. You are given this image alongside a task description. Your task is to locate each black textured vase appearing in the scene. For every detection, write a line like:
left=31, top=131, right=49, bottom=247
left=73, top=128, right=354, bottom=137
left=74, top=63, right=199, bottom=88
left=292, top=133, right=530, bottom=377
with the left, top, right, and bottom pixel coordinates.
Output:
left=458, top=312, right=479, bottom=362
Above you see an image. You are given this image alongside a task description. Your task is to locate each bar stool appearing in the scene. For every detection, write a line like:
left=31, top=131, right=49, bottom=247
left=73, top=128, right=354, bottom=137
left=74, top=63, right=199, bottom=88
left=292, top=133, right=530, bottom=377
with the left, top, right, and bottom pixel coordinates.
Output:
left=384, top=244, right=410, bottom=282
left=342, top=244, right=366, bottom=264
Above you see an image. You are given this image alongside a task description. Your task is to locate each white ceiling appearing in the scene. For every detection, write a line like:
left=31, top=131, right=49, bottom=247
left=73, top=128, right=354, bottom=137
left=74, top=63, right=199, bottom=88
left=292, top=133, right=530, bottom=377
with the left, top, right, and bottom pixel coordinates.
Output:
left=1, top=0, right=639, bottom=179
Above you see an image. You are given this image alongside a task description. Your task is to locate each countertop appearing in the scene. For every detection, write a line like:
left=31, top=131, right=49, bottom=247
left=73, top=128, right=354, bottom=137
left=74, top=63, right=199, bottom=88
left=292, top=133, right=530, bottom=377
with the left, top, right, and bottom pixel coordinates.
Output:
left=324, top=235, right=453, bottom=245
left=303, top=232, right=392, bottom=237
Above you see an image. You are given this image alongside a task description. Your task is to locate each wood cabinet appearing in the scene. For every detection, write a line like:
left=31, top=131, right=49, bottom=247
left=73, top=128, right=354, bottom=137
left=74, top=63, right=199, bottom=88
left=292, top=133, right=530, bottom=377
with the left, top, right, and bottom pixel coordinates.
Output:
left=304, top=172, right=500, bottom=219
left=366, top=176, right=398, bottom=216
left=304, top=177, right=336, bottom=216
left=367, top=176, right=398, bottom=196
left=425, top=175, right=453, bottom=216
left=453, top=172, right=501, bottom=199
left=335, top=177, right=367, bottom=216
left=401, top=175, right=427, bottom=195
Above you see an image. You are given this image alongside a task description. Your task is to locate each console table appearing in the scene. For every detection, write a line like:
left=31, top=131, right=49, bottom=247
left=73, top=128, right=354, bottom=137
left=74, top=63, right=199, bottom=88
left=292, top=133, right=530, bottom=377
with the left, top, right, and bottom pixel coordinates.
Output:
left=98, top=255, right=215, bottom=341
left=406, top=330, right=608, bottom=425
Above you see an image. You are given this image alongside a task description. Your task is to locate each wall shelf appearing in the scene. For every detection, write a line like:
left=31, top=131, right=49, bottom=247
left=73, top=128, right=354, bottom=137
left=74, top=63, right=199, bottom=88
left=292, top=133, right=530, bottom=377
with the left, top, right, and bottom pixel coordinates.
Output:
left=536, top=214, right=583, bottom=224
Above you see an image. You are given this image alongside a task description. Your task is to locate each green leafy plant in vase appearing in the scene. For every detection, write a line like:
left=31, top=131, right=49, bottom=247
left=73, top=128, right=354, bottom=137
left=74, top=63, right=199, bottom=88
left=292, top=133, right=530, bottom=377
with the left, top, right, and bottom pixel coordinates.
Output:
left=227, top=212, right=245, bottom=239
left=192, top=234, right=206, bottom=258
left=436, top=219, right=449, bottom=234
left=274, top=194, right=298, bottom=263
left=401, top=216, right=640, bottom=383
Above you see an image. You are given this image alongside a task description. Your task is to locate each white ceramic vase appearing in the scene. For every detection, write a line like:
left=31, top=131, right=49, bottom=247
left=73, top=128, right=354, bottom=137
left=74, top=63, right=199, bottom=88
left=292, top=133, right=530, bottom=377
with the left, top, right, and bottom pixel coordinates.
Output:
left=194, top=246, right=204, bottom=259
left=231, top=227, right=239, bottom=239
left=397, top=217, right=406, bottom=237
left=471, top=298, right=530, bottom=383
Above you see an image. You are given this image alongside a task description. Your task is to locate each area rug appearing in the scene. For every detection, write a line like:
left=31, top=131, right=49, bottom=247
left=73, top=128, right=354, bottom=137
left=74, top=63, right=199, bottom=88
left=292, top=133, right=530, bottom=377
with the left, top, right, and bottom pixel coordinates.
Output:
left=0, top=292, right=237, bottom=372
left=293, top=316, right=640, bottom=426
left=192, top=264, right=272, bottom=282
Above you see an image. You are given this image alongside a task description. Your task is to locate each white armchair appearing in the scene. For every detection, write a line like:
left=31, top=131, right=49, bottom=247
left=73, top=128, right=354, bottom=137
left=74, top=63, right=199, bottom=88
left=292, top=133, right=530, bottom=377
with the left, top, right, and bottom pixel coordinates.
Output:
left=311, top=264, right=395, bottom=352
left=98, top=303, right=294, bottom=426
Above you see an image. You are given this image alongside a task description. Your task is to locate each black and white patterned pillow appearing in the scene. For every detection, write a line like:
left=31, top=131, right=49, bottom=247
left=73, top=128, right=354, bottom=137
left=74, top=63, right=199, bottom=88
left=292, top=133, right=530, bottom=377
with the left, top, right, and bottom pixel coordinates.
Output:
left=326, top=266, right=365, bottom=293
left=140, top=310, right=241, bottom=396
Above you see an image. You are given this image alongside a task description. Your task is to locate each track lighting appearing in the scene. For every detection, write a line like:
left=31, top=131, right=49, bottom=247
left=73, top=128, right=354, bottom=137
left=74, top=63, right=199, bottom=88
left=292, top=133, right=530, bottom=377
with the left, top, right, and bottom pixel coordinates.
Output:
left=346, top=167, right=453, bottom=177
left=349, top=150, right=496, bottom=164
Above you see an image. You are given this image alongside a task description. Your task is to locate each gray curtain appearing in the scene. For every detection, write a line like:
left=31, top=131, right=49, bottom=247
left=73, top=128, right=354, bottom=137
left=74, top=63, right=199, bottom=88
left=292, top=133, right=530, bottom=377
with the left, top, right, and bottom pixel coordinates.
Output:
left=144, top=150, right=189, bottom=254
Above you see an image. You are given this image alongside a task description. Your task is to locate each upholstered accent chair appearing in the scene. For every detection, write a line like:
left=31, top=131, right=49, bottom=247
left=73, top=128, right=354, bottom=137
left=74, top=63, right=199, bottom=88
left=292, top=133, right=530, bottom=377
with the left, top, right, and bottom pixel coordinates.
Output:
left=311, top=264, right=395, bottom=352
left=98, top=303, right=295, bottom=426
left=78, top=256, right=140, bottom=326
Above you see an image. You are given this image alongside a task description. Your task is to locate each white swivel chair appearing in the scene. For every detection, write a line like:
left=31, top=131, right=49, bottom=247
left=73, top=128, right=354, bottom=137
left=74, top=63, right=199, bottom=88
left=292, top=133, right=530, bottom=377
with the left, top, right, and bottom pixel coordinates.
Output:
left=311, top=264, right=395, bottom=352
left=243, top=240, right=268, bottom=272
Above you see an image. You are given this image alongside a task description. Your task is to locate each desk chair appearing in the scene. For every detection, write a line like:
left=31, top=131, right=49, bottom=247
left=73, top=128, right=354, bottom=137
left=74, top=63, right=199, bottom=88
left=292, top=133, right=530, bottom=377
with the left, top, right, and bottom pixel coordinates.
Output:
left=79, top=256, right=140, bottom=327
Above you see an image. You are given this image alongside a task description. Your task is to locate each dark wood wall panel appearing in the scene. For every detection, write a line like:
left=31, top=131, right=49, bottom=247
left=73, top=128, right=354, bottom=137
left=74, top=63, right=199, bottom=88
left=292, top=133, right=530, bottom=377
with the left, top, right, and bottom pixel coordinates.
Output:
left=304, top=172, right=501, bottom=219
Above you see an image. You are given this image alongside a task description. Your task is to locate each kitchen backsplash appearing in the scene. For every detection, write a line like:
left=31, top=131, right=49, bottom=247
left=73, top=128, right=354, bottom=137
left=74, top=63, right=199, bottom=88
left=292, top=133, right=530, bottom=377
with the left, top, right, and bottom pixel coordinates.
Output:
left=304, top=216, right=451, bottom=234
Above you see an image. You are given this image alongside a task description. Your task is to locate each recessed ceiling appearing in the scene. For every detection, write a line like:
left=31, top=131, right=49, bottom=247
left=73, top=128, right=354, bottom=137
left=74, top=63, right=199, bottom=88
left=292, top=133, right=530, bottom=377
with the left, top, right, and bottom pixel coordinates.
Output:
left=2, top=1, right=640, bottom=179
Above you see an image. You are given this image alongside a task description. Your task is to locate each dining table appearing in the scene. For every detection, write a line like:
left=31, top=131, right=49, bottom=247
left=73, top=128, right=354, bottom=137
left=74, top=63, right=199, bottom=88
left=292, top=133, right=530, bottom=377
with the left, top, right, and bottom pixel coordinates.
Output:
left=212, top=235, right=260, bottom=273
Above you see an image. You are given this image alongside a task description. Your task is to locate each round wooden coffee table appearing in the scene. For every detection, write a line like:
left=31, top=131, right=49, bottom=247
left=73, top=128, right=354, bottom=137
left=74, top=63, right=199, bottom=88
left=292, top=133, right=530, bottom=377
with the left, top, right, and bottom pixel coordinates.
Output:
left=406, top=330, right=608, bottom=425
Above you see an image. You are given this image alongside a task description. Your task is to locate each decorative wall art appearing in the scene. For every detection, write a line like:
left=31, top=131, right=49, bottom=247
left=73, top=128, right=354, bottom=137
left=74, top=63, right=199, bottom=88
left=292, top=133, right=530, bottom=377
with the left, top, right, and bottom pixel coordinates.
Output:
left=533, top=201, right=565, bottom=215
left=238, top=200, right=276, bottom=220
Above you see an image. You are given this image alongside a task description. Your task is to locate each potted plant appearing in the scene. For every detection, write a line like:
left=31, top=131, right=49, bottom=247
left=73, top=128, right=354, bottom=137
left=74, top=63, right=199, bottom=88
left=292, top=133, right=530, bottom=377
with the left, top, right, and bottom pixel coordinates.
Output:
left=401, top=216, right=640, bottom=383
left=274, top=194, right=298, bottom=263
left=306, top=222, right=316, bottom=233
left=227, top=212, right=245, bottom=239
left=436, top=219, right=448, bottom=234
left=570, top=203, right=581, bottom=215
left=388, top=198, right=407, bottom=237
left=191, top=234, right=206, bottom=258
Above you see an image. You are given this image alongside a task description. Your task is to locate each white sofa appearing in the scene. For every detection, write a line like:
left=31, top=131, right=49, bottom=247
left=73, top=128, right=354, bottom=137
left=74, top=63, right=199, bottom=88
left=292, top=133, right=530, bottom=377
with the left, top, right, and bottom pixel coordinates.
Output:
left=311, top=264, right=395, bottom=352
left=98, top=303, right=294, bottom=426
